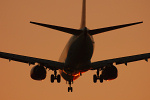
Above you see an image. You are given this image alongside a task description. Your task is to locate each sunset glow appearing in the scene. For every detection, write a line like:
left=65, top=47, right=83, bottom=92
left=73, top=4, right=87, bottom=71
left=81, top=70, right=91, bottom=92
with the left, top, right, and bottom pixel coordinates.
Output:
left=0, top=0, right=150, bottom=100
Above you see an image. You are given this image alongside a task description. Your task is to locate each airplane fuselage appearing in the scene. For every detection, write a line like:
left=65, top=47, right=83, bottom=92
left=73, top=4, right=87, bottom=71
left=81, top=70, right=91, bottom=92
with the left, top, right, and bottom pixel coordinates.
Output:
left=59, top=28, right=94, bottom=81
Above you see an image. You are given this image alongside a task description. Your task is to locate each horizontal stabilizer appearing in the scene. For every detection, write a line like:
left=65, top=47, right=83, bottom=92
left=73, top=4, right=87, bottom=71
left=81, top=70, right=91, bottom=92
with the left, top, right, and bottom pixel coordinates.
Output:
left=89, top=21, right=143, bottom=35
left=30, top=21, right=81, bottom=35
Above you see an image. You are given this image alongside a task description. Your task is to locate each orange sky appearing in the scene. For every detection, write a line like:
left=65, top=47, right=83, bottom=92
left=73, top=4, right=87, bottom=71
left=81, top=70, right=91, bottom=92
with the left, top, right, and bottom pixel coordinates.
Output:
left=0, top=0, right=150, bottom=100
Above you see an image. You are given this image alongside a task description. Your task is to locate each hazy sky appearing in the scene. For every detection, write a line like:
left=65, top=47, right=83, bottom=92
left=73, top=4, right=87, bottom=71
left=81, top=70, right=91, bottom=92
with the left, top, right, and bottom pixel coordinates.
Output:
left=0, top=0, right=150, bottom=100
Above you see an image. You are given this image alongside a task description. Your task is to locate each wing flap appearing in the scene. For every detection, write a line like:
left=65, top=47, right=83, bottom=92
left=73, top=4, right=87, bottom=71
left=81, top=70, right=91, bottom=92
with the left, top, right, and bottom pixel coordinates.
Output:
left=0, top=52, right=65, bottom=70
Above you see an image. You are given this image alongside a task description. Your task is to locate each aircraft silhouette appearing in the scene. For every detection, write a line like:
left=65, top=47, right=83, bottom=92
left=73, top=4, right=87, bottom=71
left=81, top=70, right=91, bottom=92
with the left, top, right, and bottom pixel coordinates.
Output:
left=0, top=0, right=149, bottom=92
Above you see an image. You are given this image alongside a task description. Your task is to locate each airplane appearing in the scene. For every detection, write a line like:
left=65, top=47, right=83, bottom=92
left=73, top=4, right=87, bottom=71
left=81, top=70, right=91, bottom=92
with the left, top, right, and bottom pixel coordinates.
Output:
left=0, top=0, right=149, bottom=92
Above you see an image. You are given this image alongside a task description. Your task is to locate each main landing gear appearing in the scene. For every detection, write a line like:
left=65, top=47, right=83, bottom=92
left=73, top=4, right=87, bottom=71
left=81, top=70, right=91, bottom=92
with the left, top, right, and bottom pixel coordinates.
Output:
left=68, top=80, right=73, bottom=92
left=93, top=69, right=103, bottom=83
left=50, top=70, right=61, bottom=83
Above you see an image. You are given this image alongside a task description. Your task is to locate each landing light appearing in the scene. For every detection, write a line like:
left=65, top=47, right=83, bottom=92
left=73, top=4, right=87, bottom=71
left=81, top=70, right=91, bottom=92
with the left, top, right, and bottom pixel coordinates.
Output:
left=73, top=73, right=81, bottom=77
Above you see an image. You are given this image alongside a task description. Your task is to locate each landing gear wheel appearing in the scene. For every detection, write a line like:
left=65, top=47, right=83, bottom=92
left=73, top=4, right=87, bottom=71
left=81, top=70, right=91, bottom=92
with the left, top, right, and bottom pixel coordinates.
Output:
left=67, top=80, right=73, bottom=92
left=70, top=87, right=73, bottom=92
left=57, top=75, right=61, bottom=83
left=51, top=74, right=55, bottom=83
left=68, top=87, right=70, bottom=92
left=100, top=75, right=103, bottom=83
left=68, top=87, right=73, bottom=92
left=93, top=74, right=97, bottom=83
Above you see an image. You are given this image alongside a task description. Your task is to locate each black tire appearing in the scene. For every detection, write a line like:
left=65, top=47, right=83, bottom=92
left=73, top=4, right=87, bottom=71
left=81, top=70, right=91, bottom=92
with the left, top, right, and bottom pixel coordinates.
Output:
left=68, top=87, right=70, bottom=92
left=51, top=74, right=55, bottom=83
left=68, top=87, right=73, bottom=92
left=70, top=87, right=73, bottom=92
left=100, top=75, right=103, bottom=83
left=57, top=75, right=61, bottom=83
left=93, top=74, right=97, bottom=83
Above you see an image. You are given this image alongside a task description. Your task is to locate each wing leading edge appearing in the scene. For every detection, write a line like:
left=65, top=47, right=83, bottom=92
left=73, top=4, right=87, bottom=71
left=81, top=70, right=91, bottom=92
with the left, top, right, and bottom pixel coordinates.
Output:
left=91, top=53, right=150, bottom=70
left=0, top=51, right=66, bottom=70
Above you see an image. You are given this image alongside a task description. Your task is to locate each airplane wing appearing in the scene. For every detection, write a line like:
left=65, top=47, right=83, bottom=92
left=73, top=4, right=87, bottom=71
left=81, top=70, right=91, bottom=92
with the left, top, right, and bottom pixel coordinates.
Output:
left=0, top=51, right=66, bottom=70
left=91, top=53, right=150, bottom=70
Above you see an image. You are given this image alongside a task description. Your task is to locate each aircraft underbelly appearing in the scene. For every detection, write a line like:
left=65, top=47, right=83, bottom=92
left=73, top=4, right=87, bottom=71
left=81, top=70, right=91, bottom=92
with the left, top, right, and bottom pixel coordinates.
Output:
left=59, top=34, right=94, bottom=81
left=67, top=36, right=93, bottom=64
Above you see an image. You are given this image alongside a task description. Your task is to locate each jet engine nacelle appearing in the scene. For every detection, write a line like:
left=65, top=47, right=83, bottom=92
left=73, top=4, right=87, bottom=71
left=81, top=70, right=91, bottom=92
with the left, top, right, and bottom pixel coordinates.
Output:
left=102, top=65, right=118, bottom=81
left=30, top=65, right=47, bottom=80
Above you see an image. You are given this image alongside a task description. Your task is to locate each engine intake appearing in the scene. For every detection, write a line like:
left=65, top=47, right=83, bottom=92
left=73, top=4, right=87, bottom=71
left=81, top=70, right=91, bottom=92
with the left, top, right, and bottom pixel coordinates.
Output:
left=30, top=65, right=47, bottom=80
left=102, top=65, right=118, bottom=80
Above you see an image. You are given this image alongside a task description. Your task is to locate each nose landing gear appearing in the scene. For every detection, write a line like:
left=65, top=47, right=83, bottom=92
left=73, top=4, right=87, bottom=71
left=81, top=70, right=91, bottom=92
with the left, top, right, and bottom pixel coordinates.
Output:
left=68, top=80, right=73, bottom=92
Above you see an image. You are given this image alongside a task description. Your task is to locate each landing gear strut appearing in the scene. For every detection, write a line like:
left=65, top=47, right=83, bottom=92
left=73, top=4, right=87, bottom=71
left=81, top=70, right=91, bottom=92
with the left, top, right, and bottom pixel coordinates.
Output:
left=93, top=69, right=103, bottom=83
left=50, top=70, right=61, bottom=83
left=68, top=80, right=73, bottom=92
